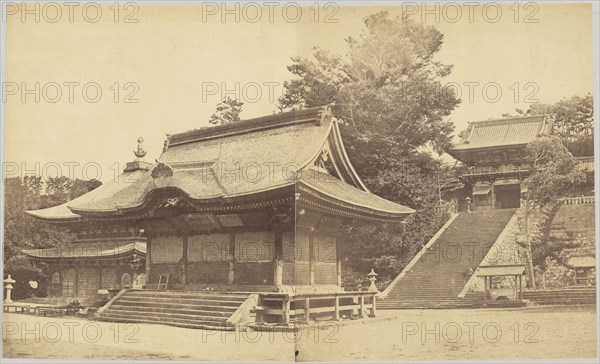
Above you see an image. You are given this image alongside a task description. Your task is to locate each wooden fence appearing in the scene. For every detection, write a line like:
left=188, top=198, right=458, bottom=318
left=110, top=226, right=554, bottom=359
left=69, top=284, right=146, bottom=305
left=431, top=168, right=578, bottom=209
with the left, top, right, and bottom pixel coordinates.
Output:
left=562, top=196, right=595, bottom=205
left=255, top=291, right=377, bottom=325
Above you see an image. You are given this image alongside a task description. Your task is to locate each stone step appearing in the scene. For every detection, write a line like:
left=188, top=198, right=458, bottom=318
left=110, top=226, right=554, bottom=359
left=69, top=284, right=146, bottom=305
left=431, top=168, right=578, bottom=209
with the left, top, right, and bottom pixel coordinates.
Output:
left=379, top=303, right=474, bottom=309
left=104, top=307, right=230, bottom=323
left=108, top=304, right=234, bottom=317
left=99, top=312, right=234, bottom=331
left=125, top=291, right=248, bottom=301
left=523, top=294, right=596, bottom=299
left=98, top=290, right=250, bottom=330
left=381, top=299, right=469, bottom=304
left=116, top=297, right=244, bottom=307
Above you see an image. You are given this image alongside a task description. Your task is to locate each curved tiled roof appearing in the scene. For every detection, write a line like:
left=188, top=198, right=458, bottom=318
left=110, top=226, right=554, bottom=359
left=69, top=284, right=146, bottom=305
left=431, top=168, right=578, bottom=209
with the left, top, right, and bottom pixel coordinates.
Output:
left=22, top=239, right=146, bottom=260
left=450, top=115, right=551, bottom=152
left=27, top=168, right=152, bottom=221
left=298, top=169, right=415, bottom=218
left=27, top=106, right=413, bottom=222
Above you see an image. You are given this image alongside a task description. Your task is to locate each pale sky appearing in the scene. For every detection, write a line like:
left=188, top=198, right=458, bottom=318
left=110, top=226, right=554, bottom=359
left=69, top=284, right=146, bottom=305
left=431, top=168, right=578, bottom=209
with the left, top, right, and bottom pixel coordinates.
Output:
left=3, top=3, right=595, bottom=181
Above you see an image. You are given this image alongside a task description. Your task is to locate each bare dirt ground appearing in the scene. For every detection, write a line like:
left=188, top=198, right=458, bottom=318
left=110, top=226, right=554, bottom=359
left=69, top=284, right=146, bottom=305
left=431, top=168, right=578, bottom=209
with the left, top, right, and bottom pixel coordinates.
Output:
left=297, top=304, right=598, bottom=361
left=3, top=305, right=597, bottom=362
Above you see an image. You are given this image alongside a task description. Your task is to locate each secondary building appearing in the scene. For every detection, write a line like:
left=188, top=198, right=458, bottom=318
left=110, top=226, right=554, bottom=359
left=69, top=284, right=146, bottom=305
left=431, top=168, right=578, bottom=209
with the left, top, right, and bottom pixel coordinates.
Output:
left=22, top=238, right=146, bottom=298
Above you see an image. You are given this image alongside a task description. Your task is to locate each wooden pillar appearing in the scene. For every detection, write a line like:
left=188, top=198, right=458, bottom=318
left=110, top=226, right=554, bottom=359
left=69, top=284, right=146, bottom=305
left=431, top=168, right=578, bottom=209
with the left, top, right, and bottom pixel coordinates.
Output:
left=336, top=237, right=342, bottom=287
left=359, top=294, right=366, bottom=317
left=491, top=182, right=495, bottom=209
left=282, top=295, right=290, bottom=325
left=255, top=295, right=264, bottom=324
left=228, top=233, right=235, bottom=285
left=519, top=275, right=523, bottom=300
left=309, top=234, right=315, bottom=286
left=146, top=237, right=152, bottom=285
left=274, top=230, right=283, bottom=287
left=484, top=276, right=488, bottom=302
left=370, top=294, right=377, bottom=317
left=274, top=261, right=283, bottom=287
left=352, top=296, right=358, bottom=315
left=98, top=267, right=103, bottom=290
left=74, top=268, right=80, bottom=297
left=182, top=235, right=188, bottom=285
left=304, top=296, right=311, bottom=323
left=333, top=294, right=340, bottom=320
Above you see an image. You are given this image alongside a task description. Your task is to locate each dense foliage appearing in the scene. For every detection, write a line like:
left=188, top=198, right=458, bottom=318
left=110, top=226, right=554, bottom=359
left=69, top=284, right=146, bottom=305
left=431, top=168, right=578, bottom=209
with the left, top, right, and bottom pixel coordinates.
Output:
left=279, top=12, right=460, bottom=288
left=3, top=176, right=100, bottom=299
left=507, top=93, right=594, bottom=157
left=525, top=137, right=587, bottom=207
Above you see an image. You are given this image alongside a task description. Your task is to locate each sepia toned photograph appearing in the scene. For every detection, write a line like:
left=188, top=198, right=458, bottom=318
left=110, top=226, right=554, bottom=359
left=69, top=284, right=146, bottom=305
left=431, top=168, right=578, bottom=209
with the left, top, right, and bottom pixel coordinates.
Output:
left=1, top=1, right=598, bottom=362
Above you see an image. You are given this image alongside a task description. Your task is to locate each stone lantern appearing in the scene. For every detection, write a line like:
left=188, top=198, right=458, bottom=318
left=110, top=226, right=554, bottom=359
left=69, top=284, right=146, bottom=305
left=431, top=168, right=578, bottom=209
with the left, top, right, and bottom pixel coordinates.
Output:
left=465, top=196, right=472, bottom=213
left=367, top=269, right=379, bottom=292
left=4, top=275, right=16, bottom=304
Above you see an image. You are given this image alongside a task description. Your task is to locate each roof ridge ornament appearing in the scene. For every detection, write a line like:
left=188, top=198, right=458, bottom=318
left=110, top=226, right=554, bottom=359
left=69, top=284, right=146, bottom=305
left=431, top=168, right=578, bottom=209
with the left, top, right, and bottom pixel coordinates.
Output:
left=150, top=161, right=174, bottom=189
left=317, top=107, right=333, bottom=126
left=134, top=137, right=147, bottom=160
left=151, top=161, right=174, bottom=179
left=123, top=136, right=152, bottom=172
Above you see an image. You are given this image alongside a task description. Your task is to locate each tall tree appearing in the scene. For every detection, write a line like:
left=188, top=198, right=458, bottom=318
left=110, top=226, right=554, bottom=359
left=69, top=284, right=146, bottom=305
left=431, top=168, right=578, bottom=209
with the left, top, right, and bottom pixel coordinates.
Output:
left=525, top=136, right=587, bottom=207
left=280, top=12, right=459, bottom=153
left=279, top=11, right=461, bottom=287
left=3, top=176, right=102, bottom=299
left=507, top=93, right=594, bottom=156
left=209, top=97, right=244, bottom=125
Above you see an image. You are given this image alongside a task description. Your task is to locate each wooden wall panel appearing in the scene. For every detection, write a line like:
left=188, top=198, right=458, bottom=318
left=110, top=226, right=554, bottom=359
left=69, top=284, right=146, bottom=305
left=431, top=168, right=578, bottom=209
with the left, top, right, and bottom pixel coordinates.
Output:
left=62, top=269, right=76, bottom=297
left=101, top=269, right=117, bottom=289
left=233, top=262, right=273, bottom=285
left=314, top=263, right=337, bottom=284
left=188, top=234, right=229, bottom=262
left=313, top=235, right=337, bottom=263
left=235, top=232, right=274, bottom=262
left=187, top=262, right=229, bottom=283
left=151, top=235, right=183, bottom=263
left=77, top=268, right=99, bottom=297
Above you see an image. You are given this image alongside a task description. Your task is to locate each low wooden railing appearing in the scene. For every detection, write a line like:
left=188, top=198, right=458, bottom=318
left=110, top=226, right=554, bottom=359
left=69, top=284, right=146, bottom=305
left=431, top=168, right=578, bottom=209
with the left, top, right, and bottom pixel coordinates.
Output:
left=562, top=196, right=595, bottom=205
left=433, top=202, right=451, bottom=214
left=255, top=291, right=377, bottom=325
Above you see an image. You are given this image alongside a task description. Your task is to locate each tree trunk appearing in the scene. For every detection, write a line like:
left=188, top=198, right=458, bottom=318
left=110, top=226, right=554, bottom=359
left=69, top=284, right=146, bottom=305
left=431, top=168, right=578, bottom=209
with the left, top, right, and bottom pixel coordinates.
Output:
left=524, top=196, right=537, bottom=290
left=526, top=246, right=536, bottom=290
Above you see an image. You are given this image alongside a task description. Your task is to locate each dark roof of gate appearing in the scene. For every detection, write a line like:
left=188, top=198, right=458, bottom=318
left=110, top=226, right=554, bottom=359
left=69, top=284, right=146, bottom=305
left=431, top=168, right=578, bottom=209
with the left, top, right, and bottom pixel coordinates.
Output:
left=449, top=115, right=552, bottom=159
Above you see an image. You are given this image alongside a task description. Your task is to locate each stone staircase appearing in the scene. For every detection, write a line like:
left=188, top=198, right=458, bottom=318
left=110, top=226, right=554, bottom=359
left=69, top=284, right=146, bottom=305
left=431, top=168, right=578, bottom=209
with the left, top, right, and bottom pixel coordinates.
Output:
left=379, top=209, right=517, bottom=309
left=523, top=288, right=596, bottom=305
left=97, top=290, right=251, bottom=330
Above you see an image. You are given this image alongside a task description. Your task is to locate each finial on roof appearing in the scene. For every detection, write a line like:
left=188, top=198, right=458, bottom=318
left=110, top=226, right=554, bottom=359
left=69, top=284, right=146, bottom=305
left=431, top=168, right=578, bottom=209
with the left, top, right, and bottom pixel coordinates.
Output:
left=124, top=137, right=152, bottom=172
left=134, top=136, right=147, bottom=160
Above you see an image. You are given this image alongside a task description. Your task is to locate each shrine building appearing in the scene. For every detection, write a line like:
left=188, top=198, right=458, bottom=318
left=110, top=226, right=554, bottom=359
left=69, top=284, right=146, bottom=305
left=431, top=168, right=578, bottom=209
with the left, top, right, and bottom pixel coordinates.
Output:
left=22, top=238, right=146, bottom=297
left=448, top=115, right=553, bottom=211
left=26, top=106, right=414, bottom=295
